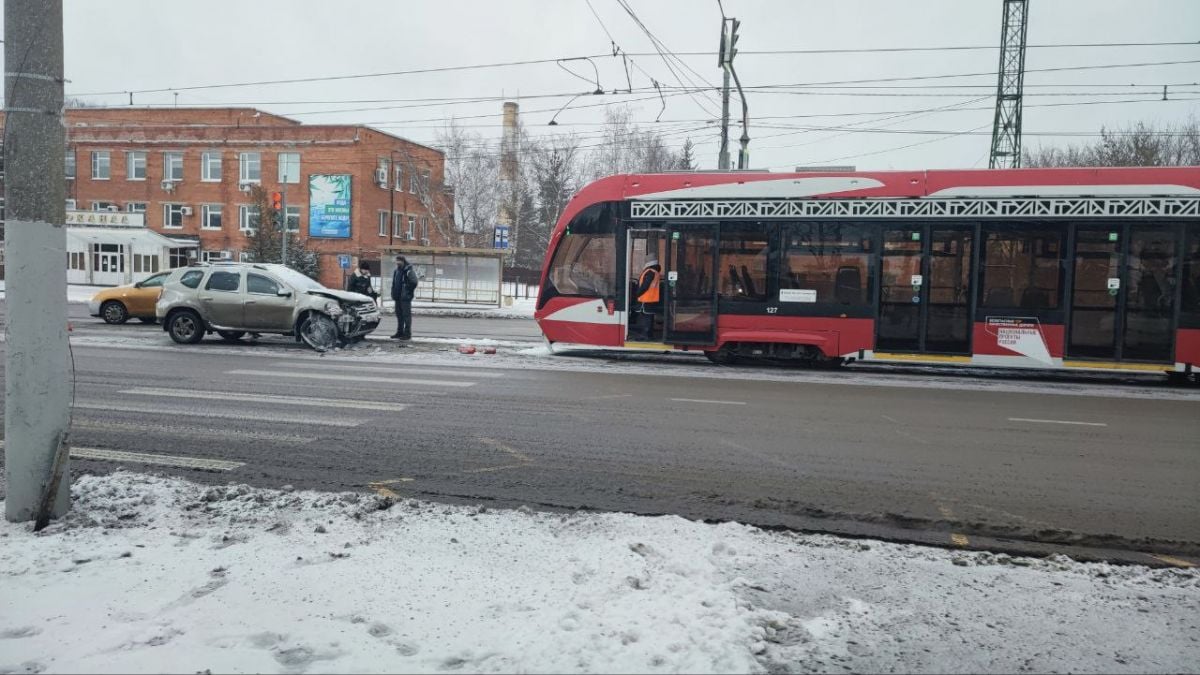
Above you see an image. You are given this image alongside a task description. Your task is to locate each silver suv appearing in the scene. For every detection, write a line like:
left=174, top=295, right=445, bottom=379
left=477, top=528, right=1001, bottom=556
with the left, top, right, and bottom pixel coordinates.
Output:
left=156, top=262, right=380, bottom=351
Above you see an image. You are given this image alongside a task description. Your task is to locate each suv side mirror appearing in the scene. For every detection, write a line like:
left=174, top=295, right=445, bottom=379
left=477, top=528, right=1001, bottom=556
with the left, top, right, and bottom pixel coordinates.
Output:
left=277, top=289, right=293, bottom=298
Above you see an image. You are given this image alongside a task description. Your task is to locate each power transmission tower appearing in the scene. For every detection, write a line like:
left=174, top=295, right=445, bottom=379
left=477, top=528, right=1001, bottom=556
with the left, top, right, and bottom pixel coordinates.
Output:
left=988, top=0, right=1030, bottom=169
left=4, top=0, right=72, bottom=524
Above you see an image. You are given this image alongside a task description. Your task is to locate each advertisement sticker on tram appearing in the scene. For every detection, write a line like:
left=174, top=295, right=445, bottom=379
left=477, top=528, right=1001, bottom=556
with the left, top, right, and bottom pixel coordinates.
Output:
left=984, top=317, right=1054, bottom=366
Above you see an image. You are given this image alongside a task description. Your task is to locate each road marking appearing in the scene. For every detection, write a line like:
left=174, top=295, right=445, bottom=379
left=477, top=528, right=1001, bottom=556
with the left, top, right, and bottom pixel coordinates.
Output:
left=368, top=478, right=413, bottom=499
left=75, top=402, right=365, bottom=428
left=1151, top=554, right=1195, bottom=568
left=1008, top=417, right=1108, bottom=427
left=3, top=432, right=240, bottom=466
left=463, top=463, right=527, bottom=474
left=72, top=419, right=317, bottom=445
left=225, top=369, right=475, bottom=388
left=120, top=387, right=408, bottom=412
left=583, top=393, right=634, bottom=400
left=950, top=533, right=970, bottom=547
left=932, top=495, right=970, bottom=548
left=278, top=362, right=506, bottom=378
left=479, top=437, right=531, bottom=464
left=669, top=398, right=747, bottom=406
left=68, top=446, right=242, bottom=471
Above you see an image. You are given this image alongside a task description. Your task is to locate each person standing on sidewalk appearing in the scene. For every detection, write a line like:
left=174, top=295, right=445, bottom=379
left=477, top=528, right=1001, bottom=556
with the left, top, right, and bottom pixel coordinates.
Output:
left=390, top=255, right=418, bottom=340
left=346, top=261, right=379, bottom=306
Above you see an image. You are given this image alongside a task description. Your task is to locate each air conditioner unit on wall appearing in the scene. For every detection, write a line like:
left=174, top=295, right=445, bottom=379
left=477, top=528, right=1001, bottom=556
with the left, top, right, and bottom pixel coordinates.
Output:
left=161, top=179, right=175, bottom=191
left=238, top=182, right=254, bottom=192
left=180, top=206, right=193, bottom=216
left=107, top=205, right=119, bottom=212
left=420, top=238, right=430, bottom=246
left=374, top=169, right=388, bottom=186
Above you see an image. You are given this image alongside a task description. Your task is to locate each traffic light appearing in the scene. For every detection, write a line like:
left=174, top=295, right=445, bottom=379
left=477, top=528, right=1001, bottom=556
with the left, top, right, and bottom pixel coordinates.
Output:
left=271, top=191, right=283, bottom=211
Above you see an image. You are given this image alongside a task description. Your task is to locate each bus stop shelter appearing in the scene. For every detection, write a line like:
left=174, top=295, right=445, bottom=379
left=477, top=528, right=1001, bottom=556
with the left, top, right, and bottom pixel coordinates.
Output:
left=381, top=246, right=505, bottom=307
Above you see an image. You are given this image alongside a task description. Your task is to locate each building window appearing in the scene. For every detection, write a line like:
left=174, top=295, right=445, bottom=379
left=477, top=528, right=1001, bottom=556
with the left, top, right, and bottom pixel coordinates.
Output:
left=168, top=248, right=191, bottom=269
left=395, top=165, right=404, bottom=191
left=420, top=170, right=431, bottom=197
left=126, top=202, right=147, bottom=214
left=377, top=158, right=390, bottom=187
left=409, top=169, right=419, bottom=194
left=979, top=228, right=1065, bottom=309
left=202, top=250, right=231, bottom=263
left=278, top=152, right=300, bottom=183
left=284, top=205, right=300, bottom=232
left=92, top=201, right=117, bottom=211
left=164, top=152, right=184, bottom=181
left=379, top=211, right=389, bottom=237
left=66, top=152, right=76, bottom=180
left=68, top=251, right=87, bottom=270
left=393, top=213, right=403, bottom=238
left=239, top=152, right=261, bottom=183
left=202, top=152, right=222, bottom=182
left=91, top=151, right=110, bottom=180
left=65, top=199, right=77, bottom=210
left=163, top=203, right=186, bottom=229
left=421, top=216, right=430, bottom=242
left=133, top=254, right=160, bottom=274
left=239, top=251, right=252, bottom=262
left=407, top=215, right=416, bottom=240
left=127, top=151, right=147, bottom=180
left=202, top=204, right=223, bottom=230
left=239, top=204, right=260, bottom=232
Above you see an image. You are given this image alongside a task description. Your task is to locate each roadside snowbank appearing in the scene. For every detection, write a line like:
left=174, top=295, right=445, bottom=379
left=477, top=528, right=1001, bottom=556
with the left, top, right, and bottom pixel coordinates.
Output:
left=381, top=299, right=536, bottom=319
left=0, top=281, right=105, bottom=304
left=2, top=472, right=1197, bottom=674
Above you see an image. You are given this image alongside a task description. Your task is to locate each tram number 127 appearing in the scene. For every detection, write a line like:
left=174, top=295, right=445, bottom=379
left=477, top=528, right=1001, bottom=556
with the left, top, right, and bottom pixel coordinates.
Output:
left=766, top=307, right=779, bottom=314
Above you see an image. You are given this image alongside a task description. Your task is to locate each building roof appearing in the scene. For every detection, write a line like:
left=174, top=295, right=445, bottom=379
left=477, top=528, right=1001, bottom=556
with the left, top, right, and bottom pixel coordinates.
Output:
left=67, top=226, right=198, bottom=249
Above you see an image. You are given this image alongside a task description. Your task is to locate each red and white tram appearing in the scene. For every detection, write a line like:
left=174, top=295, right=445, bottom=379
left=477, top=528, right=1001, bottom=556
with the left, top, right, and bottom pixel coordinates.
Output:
left=533, top=167, right=1200, bottom=378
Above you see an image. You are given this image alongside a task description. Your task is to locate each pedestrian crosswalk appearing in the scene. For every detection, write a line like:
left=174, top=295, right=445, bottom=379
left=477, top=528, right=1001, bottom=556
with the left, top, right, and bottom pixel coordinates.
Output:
left=63, top=362, right=484, bottom=473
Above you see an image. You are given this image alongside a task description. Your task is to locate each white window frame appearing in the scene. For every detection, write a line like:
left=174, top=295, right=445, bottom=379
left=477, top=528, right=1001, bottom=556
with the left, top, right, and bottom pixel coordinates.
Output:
left=393, top=213, right=403, bottom=238
left=378, top=211, right=389, bottom=237
left=278, top=152, right=300, bottom=184
left=126, top=202, right=147, bottom=214
left=163, top=203, right=185, bottom=229
left=202, top=250, right=231, bottom=263
left=201, top=204, right=223, bottom=230
left=65, top=199, right=77, bottom=210
left=91, top=151, right=110, bottom=180
left=284, top=205, right=300, bottom=232
left=201, top=151, right=222, bottom=182
left=238, top=204, right=260, bottom=232
left=163, top=151, right=184, bottom=181
left=92, top=201, right=117, bottom=211
left=394, top=165, right=404, bottom=191
left=407, top=215, right=417, bottom=240
left=239, top=252, right=252, bottom=262
left=127, top=151, right=147, bottom=180
left=239, top=152, right=262, bottom=183
left=65, top=151, right=76, bottom=180
left=409, top=169, right=418, bottom=194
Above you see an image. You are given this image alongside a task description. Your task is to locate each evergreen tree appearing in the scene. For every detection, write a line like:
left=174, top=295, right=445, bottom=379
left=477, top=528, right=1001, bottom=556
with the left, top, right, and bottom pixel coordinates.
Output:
left=242, top=186, right=321, bottom=280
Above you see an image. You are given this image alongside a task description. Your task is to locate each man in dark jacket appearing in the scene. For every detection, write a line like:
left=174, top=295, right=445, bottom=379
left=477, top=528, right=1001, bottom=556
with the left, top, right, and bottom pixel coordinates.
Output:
left=390, top=255, right=418, bottom=340
left=346, top=261, right=379, bottom=304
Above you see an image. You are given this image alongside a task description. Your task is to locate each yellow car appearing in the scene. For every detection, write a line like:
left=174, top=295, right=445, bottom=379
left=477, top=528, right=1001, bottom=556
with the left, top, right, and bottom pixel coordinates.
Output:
left=87, top=271, right=170, bottom=324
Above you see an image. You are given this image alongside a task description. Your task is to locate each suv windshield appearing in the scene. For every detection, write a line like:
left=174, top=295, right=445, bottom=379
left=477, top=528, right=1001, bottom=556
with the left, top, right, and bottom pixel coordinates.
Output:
left=268, top=266, right=324, bottom=292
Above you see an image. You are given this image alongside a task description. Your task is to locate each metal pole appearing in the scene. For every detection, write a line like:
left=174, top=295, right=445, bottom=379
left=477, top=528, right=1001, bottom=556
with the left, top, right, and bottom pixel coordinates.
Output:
left=280, top=182, right=289, bottom=266
left=5, top=0, right=72, bottom=523
left=732, top=65, right=751, bottom=170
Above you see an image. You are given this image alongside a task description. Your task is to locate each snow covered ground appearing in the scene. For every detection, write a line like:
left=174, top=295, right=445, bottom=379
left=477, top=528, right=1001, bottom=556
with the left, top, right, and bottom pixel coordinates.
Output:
left=1, top=472, right=1197, bottom=674
left=0, top=282, right=106, bottom=304
left=380, top=298, right=536, bottom=319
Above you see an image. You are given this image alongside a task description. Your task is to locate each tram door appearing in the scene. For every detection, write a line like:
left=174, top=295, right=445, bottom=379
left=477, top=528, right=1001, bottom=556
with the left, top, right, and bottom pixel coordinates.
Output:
left=1068, top=225, right=1179, bottom=362
left=664, top=224, right=719, bottom=345
left=876, top=225, right=974, bottom=354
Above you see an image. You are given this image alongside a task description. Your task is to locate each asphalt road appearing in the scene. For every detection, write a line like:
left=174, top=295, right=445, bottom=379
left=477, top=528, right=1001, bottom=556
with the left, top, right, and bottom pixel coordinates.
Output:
left=1, top=324, right=1197, bottom=565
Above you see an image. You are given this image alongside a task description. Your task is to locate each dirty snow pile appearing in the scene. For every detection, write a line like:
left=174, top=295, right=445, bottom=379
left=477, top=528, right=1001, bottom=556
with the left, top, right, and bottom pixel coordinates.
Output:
left=2, top=473, right=1198, bottom=674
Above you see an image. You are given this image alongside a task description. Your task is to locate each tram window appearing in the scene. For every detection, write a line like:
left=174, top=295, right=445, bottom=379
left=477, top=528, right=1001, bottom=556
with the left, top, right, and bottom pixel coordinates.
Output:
left=719, top=233, right=769, bottom=300
left=979, top=228, right=1064, bottom=310
left=545, top=234, right=616, bottom=299
left=782, top=223, right=872, bottom=305
left=1182, top=233, right=1200, bottom=314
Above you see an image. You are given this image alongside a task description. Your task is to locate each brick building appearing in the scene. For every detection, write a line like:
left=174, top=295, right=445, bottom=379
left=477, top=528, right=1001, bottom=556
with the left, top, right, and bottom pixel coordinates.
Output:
left=1, top=107, right=453, bottom=287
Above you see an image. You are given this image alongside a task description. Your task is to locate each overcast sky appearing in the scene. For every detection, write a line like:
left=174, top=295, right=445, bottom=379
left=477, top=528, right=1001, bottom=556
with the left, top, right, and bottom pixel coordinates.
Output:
left=5, top=0, right=1199, bottom=171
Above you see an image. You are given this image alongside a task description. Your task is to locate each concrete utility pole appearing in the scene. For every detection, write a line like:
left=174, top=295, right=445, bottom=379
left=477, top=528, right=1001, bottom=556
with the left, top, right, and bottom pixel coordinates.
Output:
left=718, top=17, right=749, bottom=170
left=988, top=0, right=1030, bottom=169
left=4, top=0, right=73, bottom=524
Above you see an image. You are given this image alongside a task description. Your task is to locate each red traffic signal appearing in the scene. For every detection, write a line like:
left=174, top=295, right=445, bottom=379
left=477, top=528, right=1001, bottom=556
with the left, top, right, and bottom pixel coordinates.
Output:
left=271, top=192, right=283, bottom=210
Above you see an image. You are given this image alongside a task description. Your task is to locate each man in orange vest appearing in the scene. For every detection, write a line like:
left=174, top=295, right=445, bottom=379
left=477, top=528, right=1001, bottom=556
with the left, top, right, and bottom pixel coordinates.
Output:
left=631, top=256, right=662, bottom=340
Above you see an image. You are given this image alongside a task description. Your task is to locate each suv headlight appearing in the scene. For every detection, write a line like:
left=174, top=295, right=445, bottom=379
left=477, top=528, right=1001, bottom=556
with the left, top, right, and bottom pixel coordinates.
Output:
left=324, top=300, right=344, bottom=317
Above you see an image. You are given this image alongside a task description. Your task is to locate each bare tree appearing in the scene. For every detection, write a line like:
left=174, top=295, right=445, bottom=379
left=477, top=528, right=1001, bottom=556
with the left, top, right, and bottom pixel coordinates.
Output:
left=436, top=121, right=501, bottom=248
left=1024, top=116, right=1200, bottom=168
left=519, top=133, right=583, bottom=269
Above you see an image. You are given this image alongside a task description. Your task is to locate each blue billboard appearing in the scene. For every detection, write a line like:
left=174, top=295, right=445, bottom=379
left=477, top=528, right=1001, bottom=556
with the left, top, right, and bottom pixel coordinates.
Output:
left=308, top=174, right=352, bottom=238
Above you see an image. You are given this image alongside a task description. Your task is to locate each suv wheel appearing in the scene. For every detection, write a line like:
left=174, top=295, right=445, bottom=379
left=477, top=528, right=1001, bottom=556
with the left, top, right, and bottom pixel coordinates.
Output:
left=101, top=301, right=129, bottom=325
left=299, top=314, right=339, bottom=352
left=168, top=310, right=205, bottom=345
